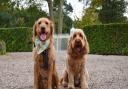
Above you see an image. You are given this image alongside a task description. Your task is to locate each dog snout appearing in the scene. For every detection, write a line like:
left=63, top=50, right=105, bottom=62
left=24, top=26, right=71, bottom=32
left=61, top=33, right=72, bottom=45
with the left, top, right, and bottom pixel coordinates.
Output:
left=41, top=26, right=46, bottom=33
left=75, top=39, right=82, bottom=48
left=75, top=39, right=81, bottom=44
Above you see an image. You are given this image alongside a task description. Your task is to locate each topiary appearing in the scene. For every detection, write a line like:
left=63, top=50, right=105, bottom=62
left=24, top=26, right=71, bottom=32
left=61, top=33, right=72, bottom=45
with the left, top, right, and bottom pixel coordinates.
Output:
left=0, top=40, right=6, bottom=55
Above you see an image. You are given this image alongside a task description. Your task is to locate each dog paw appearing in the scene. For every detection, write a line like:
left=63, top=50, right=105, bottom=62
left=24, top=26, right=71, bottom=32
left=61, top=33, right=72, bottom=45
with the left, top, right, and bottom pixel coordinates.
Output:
left=68, top=85, right=75, bottom=89
left=62, top=81, right=68, bottom=87
left=56, top=86, right=61, bottom=89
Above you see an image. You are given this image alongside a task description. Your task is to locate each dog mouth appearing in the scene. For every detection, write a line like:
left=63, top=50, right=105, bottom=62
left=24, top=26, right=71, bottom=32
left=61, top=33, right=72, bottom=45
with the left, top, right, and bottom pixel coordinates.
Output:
left=74, top=43, right=82, bottom=52
left=39, top=32, right=48, bottom=41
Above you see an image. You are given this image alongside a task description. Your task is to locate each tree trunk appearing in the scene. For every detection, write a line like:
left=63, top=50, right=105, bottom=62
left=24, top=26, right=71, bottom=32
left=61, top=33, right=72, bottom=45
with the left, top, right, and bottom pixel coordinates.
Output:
left=58, top=0, right=64, bottom=51
left=47, top=0, right=54, bottom=22
left=58, top=0, right=64, bottom=34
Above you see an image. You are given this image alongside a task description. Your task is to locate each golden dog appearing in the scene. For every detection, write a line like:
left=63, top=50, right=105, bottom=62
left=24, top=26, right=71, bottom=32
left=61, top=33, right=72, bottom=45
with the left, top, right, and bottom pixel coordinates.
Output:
left=61, top=29, right=89, bottom=89
left=32, top=18, right=60, bottom=89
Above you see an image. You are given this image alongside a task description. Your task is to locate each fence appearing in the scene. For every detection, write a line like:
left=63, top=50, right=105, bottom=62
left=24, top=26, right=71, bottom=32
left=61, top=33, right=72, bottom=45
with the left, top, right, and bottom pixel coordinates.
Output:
left=54, top=34, right=69, bottom=52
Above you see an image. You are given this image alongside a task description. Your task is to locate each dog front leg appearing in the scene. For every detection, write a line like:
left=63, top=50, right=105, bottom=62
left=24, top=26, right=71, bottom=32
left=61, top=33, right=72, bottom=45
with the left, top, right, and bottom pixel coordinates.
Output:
left=52, top=62, right=60, bottom=89
left=62, top=70, right=68, bottom=87
left=53, top=70, right=60, bottom=89
left=80, top=68, right=89, bottom=89
left=48, top=64, right=53, bottom=89
left=34, top=63, right=38, bottom=89
left=68, top=70, right=75, bottom=89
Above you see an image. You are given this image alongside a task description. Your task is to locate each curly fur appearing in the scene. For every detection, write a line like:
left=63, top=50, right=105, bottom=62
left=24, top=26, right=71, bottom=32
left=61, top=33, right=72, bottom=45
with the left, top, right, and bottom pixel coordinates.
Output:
left=61, top=29, right=89, bottom=89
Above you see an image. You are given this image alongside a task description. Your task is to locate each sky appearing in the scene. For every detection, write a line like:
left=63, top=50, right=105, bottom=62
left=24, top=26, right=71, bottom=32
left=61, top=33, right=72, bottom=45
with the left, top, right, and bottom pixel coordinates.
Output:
left=68, top=0, right=128, bottom=20
left=67, top=0, right=84, bottom=20
left=18, top=0, right=128, bottom=20
left=41, top=0, right=85, bottom=20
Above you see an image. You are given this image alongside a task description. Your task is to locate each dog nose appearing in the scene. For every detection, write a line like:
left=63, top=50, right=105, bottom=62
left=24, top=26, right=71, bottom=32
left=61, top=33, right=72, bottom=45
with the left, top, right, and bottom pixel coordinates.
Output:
left=41, top=26, right=45, bottom=31
left=75, top=39, right=81, bottom=43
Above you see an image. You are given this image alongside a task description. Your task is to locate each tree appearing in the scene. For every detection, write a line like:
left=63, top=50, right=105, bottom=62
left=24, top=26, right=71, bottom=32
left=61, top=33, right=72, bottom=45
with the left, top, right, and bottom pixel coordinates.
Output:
left=0, top=0, right=16, bottom=27
left=74, top=7, right=101, bottom=28
left=58, top=0, right=64, bottom=34
left=47, top=0, right=54, bottom=21
left=0, top=0, right=47, bottom=27
left=99, top=0, right=128, bottom=23
left=0, top=0, right=73, bottom=34
left=74, top=0, right=102, bottom=28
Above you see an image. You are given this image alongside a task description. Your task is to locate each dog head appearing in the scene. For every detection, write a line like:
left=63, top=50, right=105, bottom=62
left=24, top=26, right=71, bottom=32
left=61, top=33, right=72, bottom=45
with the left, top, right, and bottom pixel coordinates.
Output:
left=68, top=29, right=89, bottom=56
left=33, top=17, right=54, bottom=42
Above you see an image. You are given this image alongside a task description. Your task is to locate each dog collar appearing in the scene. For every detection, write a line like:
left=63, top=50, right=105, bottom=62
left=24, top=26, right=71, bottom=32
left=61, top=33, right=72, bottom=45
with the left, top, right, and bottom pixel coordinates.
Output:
left=34, top=37, right=50, bottom=54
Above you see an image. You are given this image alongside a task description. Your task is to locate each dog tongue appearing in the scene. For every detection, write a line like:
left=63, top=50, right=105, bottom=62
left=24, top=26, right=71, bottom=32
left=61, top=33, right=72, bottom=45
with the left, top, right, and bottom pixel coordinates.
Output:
left=76, top=48, right=81, bottom=52
left=40, top=34, right=46, bottom=41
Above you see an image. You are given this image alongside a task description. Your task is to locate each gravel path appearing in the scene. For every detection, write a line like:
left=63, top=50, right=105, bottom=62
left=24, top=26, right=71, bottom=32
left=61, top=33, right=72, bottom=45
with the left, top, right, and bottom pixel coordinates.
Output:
left=0, top=52, right=128, bottom=89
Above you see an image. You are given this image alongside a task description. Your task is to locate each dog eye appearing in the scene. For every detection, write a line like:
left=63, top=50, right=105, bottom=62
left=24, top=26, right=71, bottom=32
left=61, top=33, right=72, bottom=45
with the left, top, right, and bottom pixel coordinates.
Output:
left=79, top=34, right=83, bottom=38
left=45, top=21, right=48, bottom=25
left=73, top=34, right=76, bottom=38
left=38, top=21, right=41, bottom=25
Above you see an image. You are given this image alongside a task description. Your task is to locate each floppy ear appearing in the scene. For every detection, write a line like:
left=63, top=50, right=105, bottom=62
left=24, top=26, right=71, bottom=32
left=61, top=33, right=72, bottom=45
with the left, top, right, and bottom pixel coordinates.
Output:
left=33, top=21, right=37, bottom=36
left=84, top=36, right=89, bottom=54
left=50, top=21, right=54, bottom=36
left=32, top=21, right=37, bottom=42
left=67, top=36, right=73, bottom=54
left=49, top=21, right=54, bottom=44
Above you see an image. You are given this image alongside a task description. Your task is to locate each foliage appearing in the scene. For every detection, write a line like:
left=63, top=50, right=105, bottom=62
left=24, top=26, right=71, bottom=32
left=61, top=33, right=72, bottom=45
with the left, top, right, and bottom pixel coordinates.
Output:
left=74, top=0, right=102, bottom=28
left=99, top=0, right=128, bottom=23
left=0, top=23, right=128, bottom=55
left=75, top=0, right=128, bottom=28
left=74, top=7, right=101, bottom=28
left=0, top=40, right=6, bottom=55
left=0, top=0, right=73, bottom=34
left=62, top=14, right=73, bottom=33
left=83, top=23, right=128, bottom=55
left=0, top=0, right=48, bottom=28
left=53, top=0, right=73, bottom=34
left=0, top=27, right=32, bottom=52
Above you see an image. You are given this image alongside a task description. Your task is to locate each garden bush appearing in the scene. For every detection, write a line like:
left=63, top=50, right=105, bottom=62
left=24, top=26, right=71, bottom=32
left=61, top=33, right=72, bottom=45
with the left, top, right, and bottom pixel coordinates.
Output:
left=0, top=27, right=32, bottom=52
left=0, top=40, right=6, bottom=55
left=83, top=23, right=128, bottom=55
left=0, top=23, right=128, bottom=55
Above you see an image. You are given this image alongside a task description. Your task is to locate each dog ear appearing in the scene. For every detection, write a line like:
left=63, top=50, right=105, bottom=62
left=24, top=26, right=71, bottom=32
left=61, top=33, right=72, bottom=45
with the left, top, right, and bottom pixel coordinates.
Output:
left=49, top=21, right=54, bottom=44
left=67, top=36, right=73, bottom=54
left=84, top=36, right=89, bottom=54
left=50, top=21, right=54, bottom=36
left=32, top=21, right=37, bottom=42
left=33, top=21, right=37, bottom=36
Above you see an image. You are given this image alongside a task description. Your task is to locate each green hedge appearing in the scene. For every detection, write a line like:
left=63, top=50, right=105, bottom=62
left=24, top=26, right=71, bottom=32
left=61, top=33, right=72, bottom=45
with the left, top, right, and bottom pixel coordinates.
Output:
left=0, top=27, right=32, bottom=52
left=0, top=40, right=6, bottom=55
left=83, top=23, right=128, bottom=55
left=0, top=23, right=128, bottom=55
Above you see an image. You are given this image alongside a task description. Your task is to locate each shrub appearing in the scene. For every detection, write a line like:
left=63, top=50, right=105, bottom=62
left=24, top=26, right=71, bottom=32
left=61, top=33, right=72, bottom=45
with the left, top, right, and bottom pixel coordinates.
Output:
left=0, top=27, right=32, bottom=52
left=0, top=40, right=6, bottom=55
left=83, top=23, right=128, bottom=55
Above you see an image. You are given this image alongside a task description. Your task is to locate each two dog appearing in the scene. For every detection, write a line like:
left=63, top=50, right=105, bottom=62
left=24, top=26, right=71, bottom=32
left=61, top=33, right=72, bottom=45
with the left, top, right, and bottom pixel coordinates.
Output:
left=33, top=17, right=89, bottom=89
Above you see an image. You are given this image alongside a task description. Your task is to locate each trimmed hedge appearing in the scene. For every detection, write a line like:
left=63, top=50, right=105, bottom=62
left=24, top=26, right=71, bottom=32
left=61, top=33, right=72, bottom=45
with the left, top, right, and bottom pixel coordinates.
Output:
left=0, top=23, right=128, bottom=55
left=0, top=40, right=6, bottom=55
left=83, top=23, right=128, bottom=55
left=0, top=27, right=32, bottom=52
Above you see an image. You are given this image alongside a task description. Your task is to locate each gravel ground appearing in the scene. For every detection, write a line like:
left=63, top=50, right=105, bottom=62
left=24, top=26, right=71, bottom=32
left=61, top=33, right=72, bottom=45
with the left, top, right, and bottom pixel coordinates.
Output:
left=0, top=52, right=128, bottom=89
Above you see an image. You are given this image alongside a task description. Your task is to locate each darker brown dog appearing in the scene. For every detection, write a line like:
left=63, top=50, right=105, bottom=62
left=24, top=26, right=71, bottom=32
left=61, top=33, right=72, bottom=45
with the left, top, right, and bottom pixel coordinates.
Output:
left=33, top=18, right=60, bottom=89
